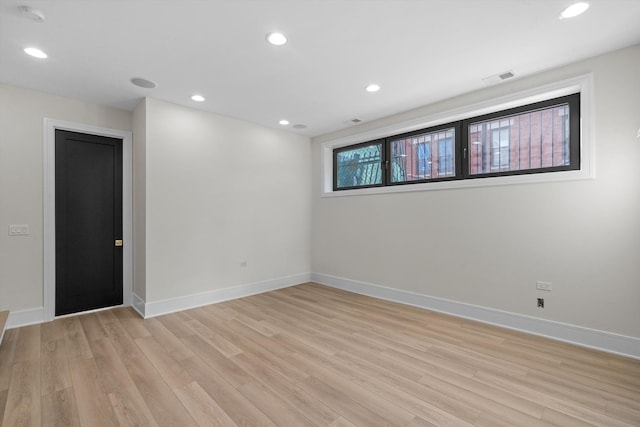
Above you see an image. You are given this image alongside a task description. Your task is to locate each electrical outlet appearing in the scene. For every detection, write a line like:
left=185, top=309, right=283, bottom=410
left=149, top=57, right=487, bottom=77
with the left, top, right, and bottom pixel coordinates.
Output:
left=536, top=281, right=552, bottom=291
left=240, top=261, right=247, bottom=267
left=537, top=298, right=544, bottom=308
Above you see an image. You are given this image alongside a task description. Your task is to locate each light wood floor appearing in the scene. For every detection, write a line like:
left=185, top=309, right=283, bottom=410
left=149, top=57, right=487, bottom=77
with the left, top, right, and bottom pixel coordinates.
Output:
left=1, top=283, right=639, bottom=426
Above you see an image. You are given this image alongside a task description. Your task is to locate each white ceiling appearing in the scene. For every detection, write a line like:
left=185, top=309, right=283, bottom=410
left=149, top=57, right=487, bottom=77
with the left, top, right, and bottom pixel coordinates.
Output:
left=1, top=1, right=640, bottom=138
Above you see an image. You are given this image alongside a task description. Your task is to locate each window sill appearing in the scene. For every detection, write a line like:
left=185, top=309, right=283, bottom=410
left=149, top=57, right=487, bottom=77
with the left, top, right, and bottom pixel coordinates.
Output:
left=323, top=168, right=593, bottom=197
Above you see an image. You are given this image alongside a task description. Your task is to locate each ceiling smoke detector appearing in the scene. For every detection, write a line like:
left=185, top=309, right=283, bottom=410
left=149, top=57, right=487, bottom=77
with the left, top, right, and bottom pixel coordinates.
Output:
left=19, top=6, right=45, bottom=23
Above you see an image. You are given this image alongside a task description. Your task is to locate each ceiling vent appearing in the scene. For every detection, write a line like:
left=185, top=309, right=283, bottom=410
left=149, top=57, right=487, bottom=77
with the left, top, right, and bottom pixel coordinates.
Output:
left=482, top=70, right=515, bottom=85
left=350, top=118, right=362, bottom=123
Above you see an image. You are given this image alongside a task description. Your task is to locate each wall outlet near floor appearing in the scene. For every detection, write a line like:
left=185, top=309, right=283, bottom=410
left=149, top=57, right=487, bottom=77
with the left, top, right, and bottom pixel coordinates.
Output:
left=536, top=281, right=552, bottom=291
left=537, top=298, right=545, bottom=308
left=8, top=224, right=29, bottom=236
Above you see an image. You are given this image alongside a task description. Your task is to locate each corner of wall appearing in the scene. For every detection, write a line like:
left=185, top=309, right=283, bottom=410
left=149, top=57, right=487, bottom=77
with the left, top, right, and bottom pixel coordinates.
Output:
left=132, top=98, right=147, bottom=301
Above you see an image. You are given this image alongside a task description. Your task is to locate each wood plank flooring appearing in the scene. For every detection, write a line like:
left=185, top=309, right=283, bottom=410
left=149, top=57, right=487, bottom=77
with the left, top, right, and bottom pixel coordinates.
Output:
left=1, top=283, right=639, bottom=426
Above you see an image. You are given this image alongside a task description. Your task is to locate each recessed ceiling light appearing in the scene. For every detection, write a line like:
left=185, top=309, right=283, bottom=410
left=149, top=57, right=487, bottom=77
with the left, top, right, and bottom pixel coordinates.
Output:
left=191, top=94, right=205, bottom=102
left=279, top=119, right=290, bottom=126
left=24, top=47, right=47, bottom=59
left=130, top=77, right=157, bottom=89
left=266, top=32, right=287, bottom=46
left=560, top=2, right=590, bottom=19
left=293, top=124, right=307, bottom=129
left=365, top=84, right=380, bottom=93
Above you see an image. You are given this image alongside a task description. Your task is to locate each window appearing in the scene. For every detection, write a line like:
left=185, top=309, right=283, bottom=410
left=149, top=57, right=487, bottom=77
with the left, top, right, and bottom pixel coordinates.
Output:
left=389, top=126, right=456, bottom=184
left=467, top=98, right=576, bottom=176
left=333, top=93, right=580, bottom=191
left=334, top=141, right=383, bottom=190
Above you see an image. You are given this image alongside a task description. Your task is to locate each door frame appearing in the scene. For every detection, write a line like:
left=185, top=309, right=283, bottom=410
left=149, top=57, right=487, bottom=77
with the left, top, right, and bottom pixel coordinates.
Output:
left=44, top=118, right=133, bottom=321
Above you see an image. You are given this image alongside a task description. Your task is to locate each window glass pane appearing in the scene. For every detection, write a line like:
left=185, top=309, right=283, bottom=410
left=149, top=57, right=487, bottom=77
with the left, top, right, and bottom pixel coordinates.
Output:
left=335, top=143, right=383, bottom=189
left=391, top=128, right=455, bottom=183
left=469, top=103, right=570, bottom=175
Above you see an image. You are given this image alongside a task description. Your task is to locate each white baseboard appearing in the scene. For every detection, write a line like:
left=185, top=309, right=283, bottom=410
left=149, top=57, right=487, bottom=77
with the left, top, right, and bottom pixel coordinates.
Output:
left=138, top=273, right=311, bottom=319
left=311, top=273, right=640, bottom=360
left=7, top=307, right=45, bottom=329
left=3, top=274, right=310, bottom=328
left=132, top=292, right=146, bottom=318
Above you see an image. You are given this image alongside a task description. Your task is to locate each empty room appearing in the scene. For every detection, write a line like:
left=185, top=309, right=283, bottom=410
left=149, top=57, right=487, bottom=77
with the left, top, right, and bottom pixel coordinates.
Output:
left=1, top=1, right=639, bottom=426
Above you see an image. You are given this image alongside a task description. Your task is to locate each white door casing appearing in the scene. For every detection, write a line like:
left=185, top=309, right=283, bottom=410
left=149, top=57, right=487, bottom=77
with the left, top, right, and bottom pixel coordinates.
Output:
left=43, top=118, right=133, bottom=321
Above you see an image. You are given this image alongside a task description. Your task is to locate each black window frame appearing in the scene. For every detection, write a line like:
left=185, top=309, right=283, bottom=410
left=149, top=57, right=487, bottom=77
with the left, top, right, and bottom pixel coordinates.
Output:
left=332, top=93, right=580, bottom=191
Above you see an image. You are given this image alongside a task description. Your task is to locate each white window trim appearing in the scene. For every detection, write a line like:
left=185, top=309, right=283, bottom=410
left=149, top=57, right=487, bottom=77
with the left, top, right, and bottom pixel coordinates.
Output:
left=321, top=74, right=593, bottom=197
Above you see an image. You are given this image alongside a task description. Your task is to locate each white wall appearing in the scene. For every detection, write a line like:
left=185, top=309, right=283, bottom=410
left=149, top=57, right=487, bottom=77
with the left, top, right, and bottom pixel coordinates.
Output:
left=311, top=45, right=640, bottom=339
left=140, top=98, right=311, bottom=303
left=0, top=85, right=310, bottom=322
left=0, top=84, right=132, bottom=313
left=133, top=100, right=147, bottom=299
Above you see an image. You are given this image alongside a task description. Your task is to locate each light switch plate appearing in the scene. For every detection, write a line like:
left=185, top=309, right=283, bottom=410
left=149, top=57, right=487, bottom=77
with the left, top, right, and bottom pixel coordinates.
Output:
left=8, top=224, right=29, bottom=236
left=536, top=281, right=552, bottom=291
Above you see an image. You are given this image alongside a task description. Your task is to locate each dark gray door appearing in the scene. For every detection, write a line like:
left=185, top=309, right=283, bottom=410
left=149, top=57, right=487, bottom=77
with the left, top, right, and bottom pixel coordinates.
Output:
left=55, top=130, right=123, bottom=316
